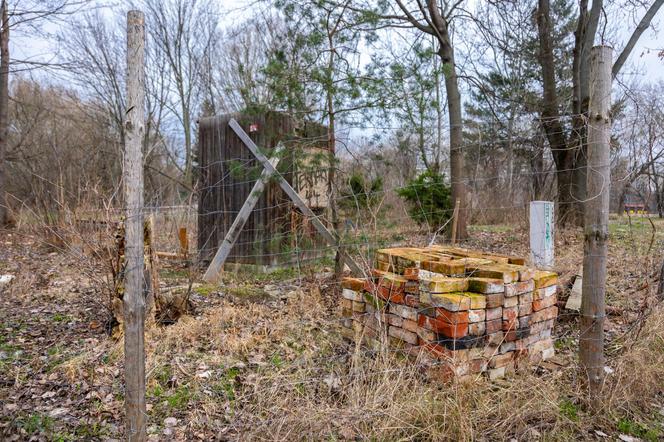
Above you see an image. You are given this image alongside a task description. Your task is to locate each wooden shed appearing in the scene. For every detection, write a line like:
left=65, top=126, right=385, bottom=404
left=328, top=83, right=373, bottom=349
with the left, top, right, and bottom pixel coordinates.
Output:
left=197, top=111, right=330, bottom=268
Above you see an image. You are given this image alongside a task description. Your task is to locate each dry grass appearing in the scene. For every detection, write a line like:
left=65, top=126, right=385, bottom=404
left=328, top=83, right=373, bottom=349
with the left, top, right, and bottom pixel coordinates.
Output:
left=1, top=217, right=664, bottom=440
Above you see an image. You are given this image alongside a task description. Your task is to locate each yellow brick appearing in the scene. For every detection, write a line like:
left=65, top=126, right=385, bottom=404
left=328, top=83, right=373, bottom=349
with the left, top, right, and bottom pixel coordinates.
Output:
left=429, top=292, right=471, bottom=311
left=465, top=292, right=487, bottom=309
left=420, top=276, right=469, bottom=293
left=533, top=270, right=558, bottom=289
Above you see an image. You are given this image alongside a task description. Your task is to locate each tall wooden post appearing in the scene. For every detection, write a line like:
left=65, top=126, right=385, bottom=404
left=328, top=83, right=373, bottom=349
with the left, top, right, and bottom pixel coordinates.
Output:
left=580, top=45, right=612, bottom=400
left=124, top=10, right=146, bottom=442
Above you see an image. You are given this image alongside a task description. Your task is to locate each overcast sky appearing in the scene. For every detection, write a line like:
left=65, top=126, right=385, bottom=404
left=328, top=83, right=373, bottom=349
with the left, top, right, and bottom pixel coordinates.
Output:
left=13, top=1, right=664, bottom=88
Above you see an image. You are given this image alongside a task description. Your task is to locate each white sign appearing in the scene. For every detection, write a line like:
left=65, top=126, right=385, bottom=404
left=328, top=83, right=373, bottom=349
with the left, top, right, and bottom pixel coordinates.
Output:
left=530, top=201, right=554, bottom=268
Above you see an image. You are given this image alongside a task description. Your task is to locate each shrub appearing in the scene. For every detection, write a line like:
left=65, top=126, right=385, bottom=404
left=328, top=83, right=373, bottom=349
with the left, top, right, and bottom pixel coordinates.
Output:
left=396, top=170, right=452, bottom=229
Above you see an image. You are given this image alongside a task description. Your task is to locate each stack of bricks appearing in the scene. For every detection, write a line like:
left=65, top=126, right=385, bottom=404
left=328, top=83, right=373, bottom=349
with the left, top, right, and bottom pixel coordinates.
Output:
left=339, top=246, right=558, bottom=380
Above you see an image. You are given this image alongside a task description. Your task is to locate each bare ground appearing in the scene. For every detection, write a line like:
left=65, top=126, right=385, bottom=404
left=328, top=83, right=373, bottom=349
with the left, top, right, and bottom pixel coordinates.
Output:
left=1, top=217, right=664, bottom=441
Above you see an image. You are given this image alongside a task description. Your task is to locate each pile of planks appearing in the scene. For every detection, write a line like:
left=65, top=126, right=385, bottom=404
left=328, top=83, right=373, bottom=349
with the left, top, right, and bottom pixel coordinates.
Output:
left=340, top=246, right=558, bottom=380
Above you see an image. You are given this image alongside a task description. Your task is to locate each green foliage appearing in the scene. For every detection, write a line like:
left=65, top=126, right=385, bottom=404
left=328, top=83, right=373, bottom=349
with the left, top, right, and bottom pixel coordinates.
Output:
left=396, top=171, right=452, bottom=229
left=617, top=417, right=660, bottom=441
left=341, top=172, right=383, bottom=211
left=558, top=399, right=579, bottom=422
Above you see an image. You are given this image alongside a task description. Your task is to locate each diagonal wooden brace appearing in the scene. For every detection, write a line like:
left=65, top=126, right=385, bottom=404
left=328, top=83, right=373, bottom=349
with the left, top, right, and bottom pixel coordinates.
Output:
left=227, top=118, right=364, bottom=277
left=203, top=151, right=282, bottom=283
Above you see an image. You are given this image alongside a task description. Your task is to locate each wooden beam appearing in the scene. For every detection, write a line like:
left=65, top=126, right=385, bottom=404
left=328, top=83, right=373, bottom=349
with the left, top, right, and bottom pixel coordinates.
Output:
left=123, top=10, right=147, bottom=442
left=202, top=153, right=282, bottom=283
left=229, top=119, right=364, bottom=277
left=580, top=45, right=612, bottom=401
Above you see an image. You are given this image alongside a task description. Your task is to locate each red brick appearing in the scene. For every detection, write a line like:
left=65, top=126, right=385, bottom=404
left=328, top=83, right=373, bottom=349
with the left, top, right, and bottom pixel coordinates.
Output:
left=402, top=319, right=419, bottom=333
left=489, top=352, right=514, bottom=368
left=533, top=294, right=557, bottom=311
left=342, top=277, right=366, bottom=291
left=486, top=318, right=502, bottom=334
left=435, top=309, right=470, bottom=325
left=503, top=306, right=518, bottom=322
left=531, top=306, right=558, bottom=323
left=486, top=293, right=504, bottom=308
left=486, top=307, right=502, bottom=321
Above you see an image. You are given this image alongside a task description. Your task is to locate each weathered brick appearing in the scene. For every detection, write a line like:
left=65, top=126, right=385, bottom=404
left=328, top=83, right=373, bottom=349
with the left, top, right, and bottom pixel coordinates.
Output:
left=386, top=313, right=403, bottom=327
left=500, top=341, right=516, bottom=354
left=486, top=318, right=502, bottom=334
left=533, top=270, right=558, bottom=289
left=429, top=293, right=471, bottom=311
left=470, top=266, right=519, bottom=283
left=402, top=319, right=419, bottom=333
left=503, top=305, right=518, bottom=322
left=514, top=280, right=535, bottom=295
left=486, top=307, right=502, bottom=321
left=531, top=306, right=558, bottom=323
left=468, top=309, right=486, bottom=323
left=487, top=366, right=506, bottom=380
left=340, top=298, right=353, bottom=310
left=486, top=331, right=504, bottom=346
left=533, top=294, right=557, bottom=311
left=435, top=309, right=469, bottom=325
left=467, top=293, right=487, bottom=309
left=468, top=277, right=505, bottom=294
left=486, top=293, right=504, bottom=308
left=389, top=304, right=418, bottom=321
left=489, top=352, right=514, bottom=368
left=533, top=285, right=557, bottom=301
left=518, top=301, right=532, bottom=317
left=468, top=321, right=486, bottom=336
left=388, top=326, right=419, bottom=345
left=503, top=318, right=518, bottom=332
left=518, top=315, right=531, bottom=329
left=503, top=295, right=518, bottom=308
left=436, top=335, right=485, bottom=350
left=519, top=292, right=533, bottom=304
left=418, top=313, right=469, bottom=338
left=416, top=326, right=437, bottom=342
left=342, top=277, right=366, bottom=291
left=352, top=301, right=366, bottom=313
left=342, top=288, right=364, bottom=301
left=421, top=260, right=466, bottom=276
left=419, top=276, right=469, bottom=294
left=469, top=358, right=488, bottom=373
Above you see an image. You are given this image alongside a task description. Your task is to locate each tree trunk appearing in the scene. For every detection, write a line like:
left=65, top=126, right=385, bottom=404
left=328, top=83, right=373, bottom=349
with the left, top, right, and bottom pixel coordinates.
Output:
left=427, top=0, right=467, bottom=239
left=326, top=38, right=343, bottom=278
left=537, top=0, right=578, bottom=224
left=580, top=45, right=612, bottom=401
left=0, top=1, right=8, bottom=227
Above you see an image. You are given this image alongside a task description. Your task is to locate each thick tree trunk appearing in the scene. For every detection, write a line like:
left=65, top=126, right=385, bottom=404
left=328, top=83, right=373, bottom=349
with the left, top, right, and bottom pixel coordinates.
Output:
left=0, top=1, right=8, bottom=227
left=538, top=0, right=578, bottom=224
left=427, top=0, right=467, bottom=239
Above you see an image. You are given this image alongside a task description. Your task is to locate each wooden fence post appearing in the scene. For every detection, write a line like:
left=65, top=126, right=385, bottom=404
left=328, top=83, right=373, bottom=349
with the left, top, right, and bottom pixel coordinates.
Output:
left=124, top=10, right=146, bottom=441
left=580, top=45, right=612, bottom=400
left=450, top=197, right=460, bottom=245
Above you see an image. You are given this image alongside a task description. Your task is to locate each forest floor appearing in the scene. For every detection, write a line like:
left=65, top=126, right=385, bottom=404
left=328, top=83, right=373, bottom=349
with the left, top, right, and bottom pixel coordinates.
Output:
left=1, top=216, right=664, bottom=441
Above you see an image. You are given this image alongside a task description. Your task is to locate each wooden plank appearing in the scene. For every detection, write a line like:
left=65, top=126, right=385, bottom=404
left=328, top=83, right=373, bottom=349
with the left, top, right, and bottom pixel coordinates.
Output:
left=203, top=152, right=282, bottom=283
left=229, top=119, right=364, bottom=277
left=178, top=227, right=188, bottom=259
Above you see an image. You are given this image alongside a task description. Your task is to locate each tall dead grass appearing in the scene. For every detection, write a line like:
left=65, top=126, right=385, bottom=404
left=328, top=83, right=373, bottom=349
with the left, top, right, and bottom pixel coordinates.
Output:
left=134, top=282, right=664, bottom=441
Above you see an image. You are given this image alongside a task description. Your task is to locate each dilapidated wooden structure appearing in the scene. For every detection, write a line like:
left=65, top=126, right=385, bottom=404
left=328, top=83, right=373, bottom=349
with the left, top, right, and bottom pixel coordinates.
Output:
left=197, top=111, right=330, bottom=267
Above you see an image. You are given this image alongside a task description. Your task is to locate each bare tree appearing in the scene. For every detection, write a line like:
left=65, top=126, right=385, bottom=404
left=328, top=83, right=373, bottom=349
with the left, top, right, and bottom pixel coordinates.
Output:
left=0, top=0, right=9, bottom=226
left=144, top=0, right=221, bottom=185
left=536, top=0, right=664, bottom=225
